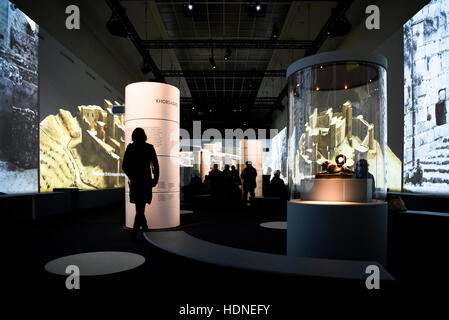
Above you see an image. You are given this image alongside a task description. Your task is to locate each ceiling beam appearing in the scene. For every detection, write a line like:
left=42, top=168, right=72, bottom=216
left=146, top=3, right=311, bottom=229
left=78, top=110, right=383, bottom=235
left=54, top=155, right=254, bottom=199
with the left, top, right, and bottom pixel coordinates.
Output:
left=268, top=0, right=354, bottom=119
left=162, top=70, right=286, bottom=78
left=122, top=0, right=336, bottom=3
left=181, top=97, right=280, bottom=110
left=182, top=97, right=279, bottom=103
left=305, top=0, right=354, bottom=56
left=105, top=0, right=165, bottom=82
left=142, top=39, right=312, bottom=50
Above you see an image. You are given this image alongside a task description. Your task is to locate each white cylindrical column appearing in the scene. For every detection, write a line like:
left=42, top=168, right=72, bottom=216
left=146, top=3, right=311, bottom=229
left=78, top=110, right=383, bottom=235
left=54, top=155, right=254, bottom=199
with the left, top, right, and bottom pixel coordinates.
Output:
left=125, top=82, right=180, bottom=229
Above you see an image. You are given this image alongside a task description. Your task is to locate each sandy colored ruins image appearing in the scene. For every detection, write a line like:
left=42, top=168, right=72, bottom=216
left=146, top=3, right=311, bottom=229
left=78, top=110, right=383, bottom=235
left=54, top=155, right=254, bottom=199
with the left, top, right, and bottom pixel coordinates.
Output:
left=40, top=100, right=125, bottom=191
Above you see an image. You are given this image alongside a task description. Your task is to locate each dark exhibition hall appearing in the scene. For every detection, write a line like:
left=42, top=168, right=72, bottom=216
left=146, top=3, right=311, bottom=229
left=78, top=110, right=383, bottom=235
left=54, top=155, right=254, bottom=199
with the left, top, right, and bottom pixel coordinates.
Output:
left=1, top=0, right=449, bottom=314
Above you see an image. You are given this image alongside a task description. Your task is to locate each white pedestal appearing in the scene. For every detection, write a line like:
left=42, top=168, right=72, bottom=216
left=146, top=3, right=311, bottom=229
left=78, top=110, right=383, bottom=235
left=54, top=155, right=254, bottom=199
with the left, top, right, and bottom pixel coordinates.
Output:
left=125, top=82, right=180, bottom=229
left=287, top=199, right=387, bottom=265
left=300, top=178, right=372, bottom=202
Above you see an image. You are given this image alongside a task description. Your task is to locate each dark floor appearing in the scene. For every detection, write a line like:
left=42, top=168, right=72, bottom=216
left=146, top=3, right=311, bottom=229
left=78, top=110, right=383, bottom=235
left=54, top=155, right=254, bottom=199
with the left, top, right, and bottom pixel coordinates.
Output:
left=3, top=201, right=448, bottom=313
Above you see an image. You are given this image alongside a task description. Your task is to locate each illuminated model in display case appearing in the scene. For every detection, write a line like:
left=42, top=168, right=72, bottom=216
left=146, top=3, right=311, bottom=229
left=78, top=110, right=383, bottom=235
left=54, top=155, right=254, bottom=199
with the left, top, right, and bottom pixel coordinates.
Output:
left=286, top=51, right=388, bottom=264
left=287, top=51, right=387, bottom=200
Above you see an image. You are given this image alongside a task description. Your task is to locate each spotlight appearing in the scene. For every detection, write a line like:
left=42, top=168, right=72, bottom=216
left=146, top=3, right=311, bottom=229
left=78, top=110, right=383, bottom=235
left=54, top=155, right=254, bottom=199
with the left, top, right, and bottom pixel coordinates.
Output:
left=106, top=13, right=128, bottom=38
left=141, top=56, right=152, bottom=74
left=328, top=11, right=351, bottom=38
left=183, top=1, right=195, bottom=15
left=209, top=55, right=216, bottom=69
left=224, top=47, right=232, bottom=61
left=271, top=24, right=280, bottom=40
left=246, top=1, right=265, bottom=17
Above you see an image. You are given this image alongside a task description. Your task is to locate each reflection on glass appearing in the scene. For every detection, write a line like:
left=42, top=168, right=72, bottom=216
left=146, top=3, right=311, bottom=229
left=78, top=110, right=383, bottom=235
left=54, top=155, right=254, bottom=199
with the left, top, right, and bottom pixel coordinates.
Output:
left=287, top=53, right=388, bottom=200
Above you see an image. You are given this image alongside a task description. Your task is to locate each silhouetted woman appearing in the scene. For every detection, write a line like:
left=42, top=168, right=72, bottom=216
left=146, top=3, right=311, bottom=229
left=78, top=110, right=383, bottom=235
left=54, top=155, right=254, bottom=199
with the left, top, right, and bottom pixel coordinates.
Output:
left=122, top=128, right=159, bottom=239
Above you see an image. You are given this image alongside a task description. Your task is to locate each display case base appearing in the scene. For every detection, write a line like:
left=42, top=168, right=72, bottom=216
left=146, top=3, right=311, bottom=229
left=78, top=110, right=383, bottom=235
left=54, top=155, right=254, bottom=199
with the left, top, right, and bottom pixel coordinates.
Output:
left=300, top=178, right=372, bottom=202
left=287, top=199, right=387, bottom=265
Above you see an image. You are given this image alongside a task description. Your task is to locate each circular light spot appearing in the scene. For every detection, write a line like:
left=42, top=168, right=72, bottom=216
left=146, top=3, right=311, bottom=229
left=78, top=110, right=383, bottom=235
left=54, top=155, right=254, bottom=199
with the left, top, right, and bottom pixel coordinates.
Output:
left=260, top=221, right=287, bottom=230
left=44, top=251, right=145, bottom=276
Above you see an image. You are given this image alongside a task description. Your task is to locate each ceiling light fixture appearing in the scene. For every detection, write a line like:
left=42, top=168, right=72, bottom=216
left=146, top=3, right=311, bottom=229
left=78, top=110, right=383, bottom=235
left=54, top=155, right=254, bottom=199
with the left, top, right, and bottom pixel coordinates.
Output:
left=141, top=56, right=152, bottom=74
left=209, top=45, right=216, bottom=69
left=224, top=47, right=232, bottom=61
left=246, top=1, right=265, bottom=17
left=106, top=13, right=128, bottom=38
left=183, top=1, right=195, bottom=15
left=209, top=56, right=216, bottom=69
left=271, top=24, right=280, bottom=40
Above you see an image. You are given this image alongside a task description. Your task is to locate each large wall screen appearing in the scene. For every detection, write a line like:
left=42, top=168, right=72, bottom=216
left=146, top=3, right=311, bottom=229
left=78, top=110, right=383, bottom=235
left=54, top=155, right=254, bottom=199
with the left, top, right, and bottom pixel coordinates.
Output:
left=38, top=29, right=125, bottom=192
left=403, top=0, right=449, bottom=194
left=0, top=0, right=39, bottom=194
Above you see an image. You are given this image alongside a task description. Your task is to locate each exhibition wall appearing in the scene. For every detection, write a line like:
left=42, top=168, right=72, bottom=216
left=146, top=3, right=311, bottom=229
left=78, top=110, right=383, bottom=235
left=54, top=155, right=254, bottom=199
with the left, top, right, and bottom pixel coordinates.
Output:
left=39, top=28, right=126, bottom=192
left=0, top=0, right=128, bottom=195
left=271, top=0, right=447, bottom=194
left=403, top=0, right=449, bottom=194
left=0, top=0, right=39, bottom=194
left=265, top=127, right=287, bottom=183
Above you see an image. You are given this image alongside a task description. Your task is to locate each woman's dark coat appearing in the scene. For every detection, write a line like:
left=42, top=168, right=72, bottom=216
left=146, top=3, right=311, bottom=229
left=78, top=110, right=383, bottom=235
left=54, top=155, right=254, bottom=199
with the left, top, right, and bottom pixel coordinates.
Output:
left=122, top=142, right=159, bottom=204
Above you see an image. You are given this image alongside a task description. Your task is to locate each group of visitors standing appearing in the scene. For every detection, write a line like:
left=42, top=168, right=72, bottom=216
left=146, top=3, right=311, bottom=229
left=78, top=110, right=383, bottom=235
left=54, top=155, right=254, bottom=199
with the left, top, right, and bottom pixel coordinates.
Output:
left=183, top=161, right=259, bottom=207
left=208, top=161, right=258, bottom=206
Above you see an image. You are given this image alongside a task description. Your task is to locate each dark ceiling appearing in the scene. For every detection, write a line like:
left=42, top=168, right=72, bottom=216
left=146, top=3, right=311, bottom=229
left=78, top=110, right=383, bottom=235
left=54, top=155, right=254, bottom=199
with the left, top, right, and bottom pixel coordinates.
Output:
left=108, top=0, right=356, bottom=132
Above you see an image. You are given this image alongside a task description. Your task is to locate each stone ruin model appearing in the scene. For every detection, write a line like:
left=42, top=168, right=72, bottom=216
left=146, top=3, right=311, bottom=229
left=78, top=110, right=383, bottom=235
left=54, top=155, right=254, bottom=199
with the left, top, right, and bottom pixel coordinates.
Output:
left=295, top=100, right=385, bottom=187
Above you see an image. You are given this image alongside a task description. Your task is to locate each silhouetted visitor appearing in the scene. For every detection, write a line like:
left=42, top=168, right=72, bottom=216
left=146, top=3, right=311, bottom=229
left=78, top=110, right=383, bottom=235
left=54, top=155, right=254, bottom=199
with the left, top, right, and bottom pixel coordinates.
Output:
left=222, top=164, right=234, bottom=204
left=262, top=167, right=272, bottom=196
left=209, top=163, right=222, bottom=200
left=182, top=170, right=202, bottom=203
left=203, top=174, right=211, bottom=192
left=241, top=161, right=257, bottom=204
left=122, top=127, right=159, bottom=240
left=355, top=159, right=375, bottom=195
left=266, top=167, right=272, bottom=176
left=222, top=164, right=233, bottom=188
left=231, top=165, right=241, bottom=186
left=270, top=170, right=286, bottom=199
left=190, top=170, right=202, bottom=192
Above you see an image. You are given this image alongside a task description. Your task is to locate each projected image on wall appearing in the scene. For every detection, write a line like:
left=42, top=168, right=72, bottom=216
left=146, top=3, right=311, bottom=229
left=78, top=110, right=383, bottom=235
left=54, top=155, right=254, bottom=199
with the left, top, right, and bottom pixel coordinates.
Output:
left=0, top=0, right=39, bottom=194
left=404, top=0, right=449, bottom=194
left=268, top=127, right=287, bottom=182
left=39, top=100, right=125, bottom=191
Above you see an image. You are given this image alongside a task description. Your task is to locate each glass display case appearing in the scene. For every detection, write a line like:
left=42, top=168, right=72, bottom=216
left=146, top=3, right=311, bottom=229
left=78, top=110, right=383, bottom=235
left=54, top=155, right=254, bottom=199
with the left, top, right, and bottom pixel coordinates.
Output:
left=286, top=51, right=387, bottom=201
